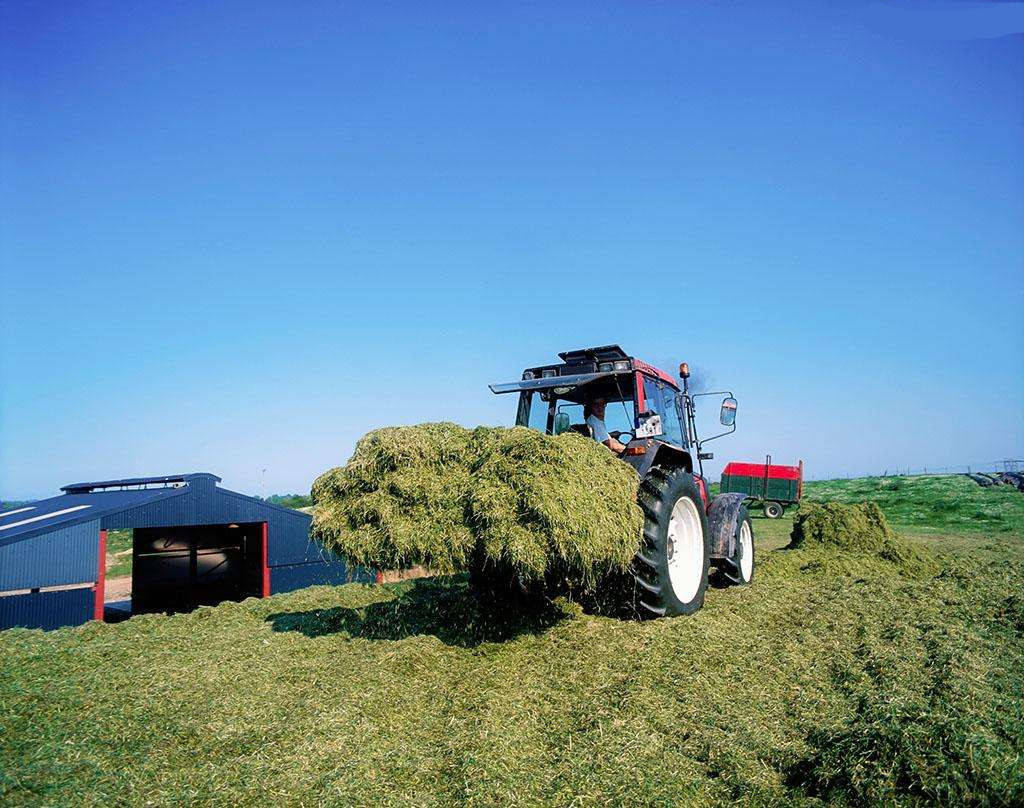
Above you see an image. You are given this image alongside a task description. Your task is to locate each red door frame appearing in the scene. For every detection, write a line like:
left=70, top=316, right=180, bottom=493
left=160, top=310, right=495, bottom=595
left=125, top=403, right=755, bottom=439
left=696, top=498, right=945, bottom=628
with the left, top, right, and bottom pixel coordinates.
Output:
left=261, top=522, right=270, bottom=597
left=94, top=529, right=107, bottom=620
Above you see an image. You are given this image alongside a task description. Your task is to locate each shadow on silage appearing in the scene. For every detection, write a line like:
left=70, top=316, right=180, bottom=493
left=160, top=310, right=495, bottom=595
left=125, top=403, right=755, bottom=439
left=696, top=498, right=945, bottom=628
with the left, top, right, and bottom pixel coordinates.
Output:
left=266, top=575, right=568, bottom=648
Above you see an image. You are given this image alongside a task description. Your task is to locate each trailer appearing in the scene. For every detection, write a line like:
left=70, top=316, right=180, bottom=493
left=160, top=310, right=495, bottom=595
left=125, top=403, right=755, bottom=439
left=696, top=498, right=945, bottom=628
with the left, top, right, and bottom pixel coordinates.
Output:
left=720, top=455, right=803, bottom=518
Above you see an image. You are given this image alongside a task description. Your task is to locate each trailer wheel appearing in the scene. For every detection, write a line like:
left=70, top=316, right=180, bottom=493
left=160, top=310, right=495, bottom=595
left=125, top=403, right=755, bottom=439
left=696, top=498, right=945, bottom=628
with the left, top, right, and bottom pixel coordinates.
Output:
left=632, top=467, right=710, bottom=617
left=764, top=501, right=784, bottom=519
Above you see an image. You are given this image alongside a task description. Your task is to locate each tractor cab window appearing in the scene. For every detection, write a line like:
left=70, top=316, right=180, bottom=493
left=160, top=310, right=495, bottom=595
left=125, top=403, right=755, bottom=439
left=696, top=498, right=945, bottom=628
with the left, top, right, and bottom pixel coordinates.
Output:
left=558, top=395, right=634, bottom=436
left=556, top=400, right=585, bottom=432
left=642, top=378, right=661, bottom=421
left=661, top=389, right=686, bottom=447
left=642, top=377, right=686, bottom=448
left=601, top=399, right=635, bottom=435
left=519, top=392, right=551, bottom=432
left=518, top=377, right=637, bottom=439
left=547, top=379, right=635, bottom=439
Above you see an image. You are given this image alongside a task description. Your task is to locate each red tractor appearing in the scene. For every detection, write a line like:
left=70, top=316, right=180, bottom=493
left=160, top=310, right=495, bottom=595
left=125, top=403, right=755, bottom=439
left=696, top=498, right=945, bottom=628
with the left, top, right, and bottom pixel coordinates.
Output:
left=490, top=345, right=753, bottom=617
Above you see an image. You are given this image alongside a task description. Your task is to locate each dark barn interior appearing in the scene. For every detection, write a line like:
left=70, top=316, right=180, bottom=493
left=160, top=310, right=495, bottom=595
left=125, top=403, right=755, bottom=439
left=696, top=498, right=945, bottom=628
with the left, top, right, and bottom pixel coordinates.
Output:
left=132, top=522, right=265, bottom=614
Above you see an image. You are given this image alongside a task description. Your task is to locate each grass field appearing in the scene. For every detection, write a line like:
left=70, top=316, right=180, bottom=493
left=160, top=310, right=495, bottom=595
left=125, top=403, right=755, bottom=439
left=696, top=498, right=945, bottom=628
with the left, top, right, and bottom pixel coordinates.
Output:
left=104, top=529, right=133, bottom=579
left=1, top=475, right=1022, bottom=806
left=802, top=474, right=1024, bottom=534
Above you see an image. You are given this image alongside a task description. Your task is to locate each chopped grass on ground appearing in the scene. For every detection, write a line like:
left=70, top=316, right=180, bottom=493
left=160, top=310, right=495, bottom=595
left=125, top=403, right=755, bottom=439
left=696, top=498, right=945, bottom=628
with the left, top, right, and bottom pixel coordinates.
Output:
left=1, top=475, right=1022, bottom=806
left=1, top=530, right=1021, bottom=806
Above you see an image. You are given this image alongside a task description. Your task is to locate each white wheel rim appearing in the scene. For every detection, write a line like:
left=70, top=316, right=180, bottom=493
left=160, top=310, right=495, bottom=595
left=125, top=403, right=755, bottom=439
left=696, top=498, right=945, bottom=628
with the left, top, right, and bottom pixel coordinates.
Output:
left=739, top=521, right=753, bottom=581
left=666, top=496, right=704, bottom=603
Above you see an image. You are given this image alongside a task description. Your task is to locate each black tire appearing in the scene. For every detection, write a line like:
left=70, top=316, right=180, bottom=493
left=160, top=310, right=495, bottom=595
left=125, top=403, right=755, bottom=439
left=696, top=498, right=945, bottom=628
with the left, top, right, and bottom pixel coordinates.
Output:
left=712, top=506, right=755, bottom=587
left=734, top=506, right=755, bottom=585
left=632, top=467, right=710, bottom=617
left=764, top=501, right=783, bottom=519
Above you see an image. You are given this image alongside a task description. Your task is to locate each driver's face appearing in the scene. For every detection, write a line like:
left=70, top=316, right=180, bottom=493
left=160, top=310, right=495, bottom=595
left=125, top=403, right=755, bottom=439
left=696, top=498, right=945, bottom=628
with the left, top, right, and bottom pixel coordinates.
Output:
left=592, top=399, right=607, bottom=419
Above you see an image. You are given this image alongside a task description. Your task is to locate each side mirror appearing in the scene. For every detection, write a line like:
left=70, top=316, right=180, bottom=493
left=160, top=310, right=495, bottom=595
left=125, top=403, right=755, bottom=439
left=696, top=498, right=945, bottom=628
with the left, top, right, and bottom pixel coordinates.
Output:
left=553, top=412, right=570, bottom=435
left=720, top=397, right=737, bottom=426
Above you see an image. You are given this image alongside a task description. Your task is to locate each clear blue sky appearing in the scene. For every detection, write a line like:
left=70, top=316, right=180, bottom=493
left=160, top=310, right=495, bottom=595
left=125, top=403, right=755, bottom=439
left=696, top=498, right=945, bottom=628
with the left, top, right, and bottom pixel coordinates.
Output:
left=2, top=1, right=1022, bottom=499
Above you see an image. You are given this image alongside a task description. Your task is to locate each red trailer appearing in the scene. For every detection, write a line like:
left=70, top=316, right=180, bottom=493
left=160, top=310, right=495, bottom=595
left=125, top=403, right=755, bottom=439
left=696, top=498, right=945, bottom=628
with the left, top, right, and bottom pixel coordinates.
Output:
left=720, top=455, right=803, bottom=518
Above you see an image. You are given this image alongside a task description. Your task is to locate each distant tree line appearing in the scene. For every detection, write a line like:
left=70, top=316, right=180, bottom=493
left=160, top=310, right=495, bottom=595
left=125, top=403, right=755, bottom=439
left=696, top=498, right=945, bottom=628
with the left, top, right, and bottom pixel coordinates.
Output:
left=264, top=493, right=313, bottom=509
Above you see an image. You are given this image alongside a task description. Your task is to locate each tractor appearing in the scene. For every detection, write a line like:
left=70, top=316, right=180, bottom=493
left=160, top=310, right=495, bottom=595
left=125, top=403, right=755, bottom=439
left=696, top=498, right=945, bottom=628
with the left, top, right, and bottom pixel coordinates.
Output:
left=490, top=345, right=753, bottom=617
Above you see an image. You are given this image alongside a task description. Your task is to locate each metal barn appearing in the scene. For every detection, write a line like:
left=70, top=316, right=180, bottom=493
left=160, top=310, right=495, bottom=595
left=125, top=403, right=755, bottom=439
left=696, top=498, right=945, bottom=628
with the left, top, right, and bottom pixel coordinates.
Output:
left=0, top=473, right=359, bottom=631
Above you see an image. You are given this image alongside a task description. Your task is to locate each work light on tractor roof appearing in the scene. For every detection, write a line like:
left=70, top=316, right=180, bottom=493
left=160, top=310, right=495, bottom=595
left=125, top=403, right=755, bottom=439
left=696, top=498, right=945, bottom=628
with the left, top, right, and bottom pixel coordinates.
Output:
left=489, top=345, right=754, bottom=617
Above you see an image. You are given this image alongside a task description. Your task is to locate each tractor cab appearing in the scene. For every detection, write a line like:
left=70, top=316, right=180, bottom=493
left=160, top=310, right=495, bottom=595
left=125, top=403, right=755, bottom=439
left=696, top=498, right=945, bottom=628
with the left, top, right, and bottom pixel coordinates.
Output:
left=489, top=345, right=753, bottom=617
left=489, top=344, right=737, bottom=481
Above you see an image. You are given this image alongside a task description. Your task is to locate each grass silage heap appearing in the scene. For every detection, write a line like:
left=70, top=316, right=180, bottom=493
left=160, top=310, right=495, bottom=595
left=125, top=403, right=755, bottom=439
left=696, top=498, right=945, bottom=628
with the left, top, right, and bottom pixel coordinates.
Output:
left=311, top=423, right=643, bottom=592
left=789, top=501, right=940, bottom=573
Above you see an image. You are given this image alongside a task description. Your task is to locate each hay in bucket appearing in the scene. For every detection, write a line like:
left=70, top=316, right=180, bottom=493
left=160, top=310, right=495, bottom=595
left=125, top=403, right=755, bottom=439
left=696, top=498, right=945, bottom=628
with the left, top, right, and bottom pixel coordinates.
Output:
left=310, top=423, right=643, bottom=591
left=310, top=423, right=477, bottom=573
left=466, top=426, right=641, bottom=590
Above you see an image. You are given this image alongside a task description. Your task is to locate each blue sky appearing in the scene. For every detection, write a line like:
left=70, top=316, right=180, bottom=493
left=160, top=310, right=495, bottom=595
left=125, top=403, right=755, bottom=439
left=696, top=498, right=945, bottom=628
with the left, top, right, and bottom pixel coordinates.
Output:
left=2, top=1, right=1022, bottom=499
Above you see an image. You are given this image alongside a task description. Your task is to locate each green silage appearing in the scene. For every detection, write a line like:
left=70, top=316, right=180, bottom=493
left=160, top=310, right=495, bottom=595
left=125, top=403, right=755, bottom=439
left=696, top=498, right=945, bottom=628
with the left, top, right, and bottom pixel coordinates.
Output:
left=1, top=525, right=1021, bottom=806
left=4, top=476, right=1022, bottom=805
left=789, top=501, right=941, bottom=574
left=311, top=423, right=643, bottom=590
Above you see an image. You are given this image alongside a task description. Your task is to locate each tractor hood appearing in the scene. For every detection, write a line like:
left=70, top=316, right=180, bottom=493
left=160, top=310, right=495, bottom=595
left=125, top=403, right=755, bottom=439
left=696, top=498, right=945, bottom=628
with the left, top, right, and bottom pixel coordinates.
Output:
left=488, top=371, right=615, bottom=395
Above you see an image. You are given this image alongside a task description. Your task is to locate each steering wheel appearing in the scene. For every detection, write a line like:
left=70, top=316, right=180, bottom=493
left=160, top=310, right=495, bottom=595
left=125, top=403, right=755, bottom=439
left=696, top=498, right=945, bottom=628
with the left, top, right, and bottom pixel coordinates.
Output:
left=609, top=431, right=634, bottom=443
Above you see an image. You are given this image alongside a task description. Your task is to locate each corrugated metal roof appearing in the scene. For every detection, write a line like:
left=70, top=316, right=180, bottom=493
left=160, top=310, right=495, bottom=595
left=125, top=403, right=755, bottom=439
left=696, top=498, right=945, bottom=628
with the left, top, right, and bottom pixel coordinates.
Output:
left=0, top=487, right=189, bottom=548
left=60, top=473, right=221, bottom=493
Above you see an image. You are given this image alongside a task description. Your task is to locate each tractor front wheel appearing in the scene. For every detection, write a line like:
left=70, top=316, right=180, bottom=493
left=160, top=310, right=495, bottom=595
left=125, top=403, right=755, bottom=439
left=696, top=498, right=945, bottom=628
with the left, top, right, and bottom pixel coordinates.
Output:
left=764, top=501, right=784, bottom=519
left=633, top=468, right=710, bottom=617
left=735, top=508, right=755, bottom=584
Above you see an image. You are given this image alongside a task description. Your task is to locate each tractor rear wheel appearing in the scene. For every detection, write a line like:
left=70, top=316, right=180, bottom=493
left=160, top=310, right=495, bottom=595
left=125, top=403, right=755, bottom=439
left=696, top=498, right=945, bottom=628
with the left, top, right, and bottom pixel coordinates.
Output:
left=633, top=467, right=710, bottom=617
left=764, top=501, right=784, bottom=519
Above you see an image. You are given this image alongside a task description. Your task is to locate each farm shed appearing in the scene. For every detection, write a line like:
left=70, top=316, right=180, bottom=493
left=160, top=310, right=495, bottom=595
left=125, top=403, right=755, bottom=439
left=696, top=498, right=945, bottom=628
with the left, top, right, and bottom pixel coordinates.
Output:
left=0, top=473, right=362, bottom=631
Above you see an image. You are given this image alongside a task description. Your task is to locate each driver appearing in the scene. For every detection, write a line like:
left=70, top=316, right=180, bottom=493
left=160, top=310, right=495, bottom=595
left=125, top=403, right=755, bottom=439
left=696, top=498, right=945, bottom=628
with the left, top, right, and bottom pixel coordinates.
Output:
left=584, top=397, right=626, bottom=454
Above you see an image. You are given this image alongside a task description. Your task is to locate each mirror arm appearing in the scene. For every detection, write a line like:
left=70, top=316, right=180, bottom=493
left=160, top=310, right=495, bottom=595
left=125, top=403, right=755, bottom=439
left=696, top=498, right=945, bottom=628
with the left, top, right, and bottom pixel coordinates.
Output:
left=691, top=390, right=735, bottom=400
left=697, top=423, right=737, bottom=447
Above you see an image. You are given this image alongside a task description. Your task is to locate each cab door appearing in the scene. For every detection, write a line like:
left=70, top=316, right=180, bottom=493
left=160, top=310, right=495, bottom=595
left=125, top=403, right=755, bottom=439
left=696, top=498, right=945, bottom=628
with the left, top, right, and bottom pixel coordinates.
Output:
left=641, top=376, right=686, bottom=449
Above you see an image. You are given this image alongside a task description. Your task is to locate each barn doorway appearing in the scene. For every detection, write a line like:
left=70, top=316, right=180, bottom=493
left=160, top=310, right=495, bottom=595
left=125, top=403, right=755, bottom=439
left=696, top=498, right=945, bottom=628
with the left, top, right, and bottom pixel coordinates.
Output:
left=131, top=522, right=266, bottom=614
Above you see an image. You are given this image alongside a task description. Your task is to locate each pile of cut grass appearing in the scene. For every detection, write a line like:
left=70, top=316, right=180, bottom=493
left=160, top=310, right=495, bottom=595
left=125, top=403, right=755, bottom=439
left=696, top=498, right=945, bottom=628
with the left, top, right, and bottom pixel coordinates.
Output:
left=1, top=514, right=1021, bottom=805
left=789, top=501, right=939, bottom=572
left=311, top=423, right=642, bottom=591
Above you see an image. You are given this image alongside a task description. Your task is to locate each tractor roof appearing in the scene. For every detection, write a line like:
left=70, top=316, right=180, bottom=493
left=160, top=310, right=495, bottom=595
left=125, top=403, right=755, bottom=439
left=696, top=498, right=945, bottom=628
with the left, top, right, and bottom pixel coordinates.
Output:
left=557, top=345, right=629, bottom=362
left=557, top=345, right=680, bottom=388
left=489, top=345, right=680, bottom=396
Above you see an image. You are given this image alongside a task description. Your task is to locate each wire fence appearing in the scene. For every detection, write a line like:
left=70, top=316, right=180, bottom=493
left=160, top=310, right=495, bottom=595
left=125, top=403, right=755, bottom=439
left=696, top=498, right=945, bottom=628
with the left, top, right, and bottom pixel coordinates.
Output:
left=804, top=459, right=1023, bottom=482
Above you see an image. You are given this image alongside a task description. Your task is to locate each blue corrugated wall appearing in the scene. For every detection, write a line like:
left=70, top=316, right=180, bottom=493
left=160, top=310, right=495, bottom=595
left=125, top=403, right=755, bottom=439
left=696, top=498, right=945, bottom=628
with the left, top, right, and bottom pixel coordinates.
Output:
left=0, top=519, right=99, bottom=591
left=270, top=561, right=375, bottom=593
left=0, top=588, right=94, bottom=631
